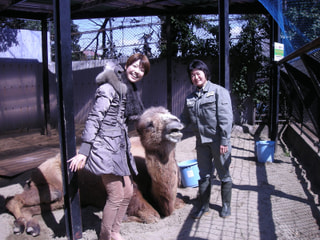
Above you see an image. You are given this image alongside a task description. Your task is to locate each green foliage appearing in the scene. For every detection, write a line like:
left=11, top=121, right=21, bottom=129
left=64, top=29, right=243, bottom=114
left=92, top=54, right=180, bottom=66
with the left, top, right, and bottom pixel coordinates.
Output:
left=284, top=1, right=320, bottom=50
left=230, top=15, right=270, bottom=119
left=70, top=22, right=82, bottom=60
left=52, top=21, right=82, bottom=61
left=253, top=81, right=269, bottom=104
left=159, top=15, right=219, bottom=58
left=0, top=18, right=19, bottom=52
left=0, top=17, right=82, bottom=61
left=232, top=66, right=250, bottom=112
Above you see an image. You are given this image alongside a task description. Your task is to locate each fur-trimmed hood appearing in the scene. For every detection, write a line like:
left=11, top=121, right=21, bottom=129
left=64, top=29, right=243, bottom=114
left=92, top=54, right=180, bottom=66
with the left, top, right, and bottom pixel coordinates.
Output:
left=95, top=61, right=127, bottom=95
left=95, top=61, right=145, bottom=122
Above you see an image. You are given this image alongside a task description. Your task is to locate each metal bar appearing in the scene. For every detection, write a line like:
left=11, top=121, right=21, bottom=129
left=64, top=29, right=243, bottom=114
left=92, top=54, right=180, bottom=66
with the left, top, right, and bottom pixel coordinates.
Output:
left=291, top=121, right=320, bottom=153
left=270, top=62, right=280, bottom=141
left=166, top=15, right=172, bottom=112
left=283, top=64, right=306, bottom=108
left=285, top=64, right=315, bottom=107
left=284, top=63, right=320, bottom=136
left=301, top=54, right=320, bottom=98
left=41, top=19, right=51, bottom=136
left=53, top=0, right=82, bottom=239
left=278, top=37, right=320, bottom=65
left=218, top=0, right=230, bottom=90
left=280, top=70, right=304, bottom=122
left=269, top=15, right=280, bottom=142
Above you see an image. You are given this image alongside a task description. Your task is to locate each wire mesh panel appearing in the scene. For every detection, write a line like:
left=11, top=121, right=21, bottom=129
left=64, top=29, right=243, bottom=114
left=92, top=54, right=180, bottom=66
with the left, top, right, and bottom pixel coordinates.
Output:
left=73, top=17, right=162, bottom=60
left=258, top=0, right=320, bottom=55
left=284, top=47, right=320, bottom=139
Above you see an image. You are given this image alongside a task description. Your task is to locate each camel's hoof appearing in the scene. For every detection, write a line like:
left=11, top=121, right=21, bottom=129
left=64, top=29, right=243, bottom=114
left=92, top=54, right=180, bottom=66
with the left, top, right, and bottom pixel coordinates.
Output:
left=175, top=197, right=185, bottom=209
left=143, top=213, right=160, bottom=224
left=26, top=221, right=40, bottom=237
left=13, top=217, right=26, bottom=235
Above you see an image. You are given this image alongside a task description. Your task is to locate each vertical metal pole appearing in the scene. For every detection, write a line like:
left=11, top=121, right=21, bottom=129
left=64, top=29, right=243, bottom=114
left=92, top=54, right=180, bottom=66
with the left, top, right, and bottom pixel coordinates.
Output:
left=269, top=16, right=280, bottom=143
left=219, top=0, right=230, bottom=90
left=53, top=0, right=82, bottom=239
left=269, top=15, right=274, bottom=136
left=166, top=15, right=173, bottom=112
left=41, top=19, right=51, bottom=136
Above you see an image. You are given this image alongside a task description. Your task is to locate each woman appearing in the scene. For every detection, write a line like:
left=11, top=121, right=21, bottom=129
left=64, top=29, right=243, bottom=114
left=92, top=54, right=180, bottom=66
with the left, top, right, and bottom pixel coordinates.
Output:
left=180, top=59, right=233, bottom=219
left=68, top=53, right=150, bottom=240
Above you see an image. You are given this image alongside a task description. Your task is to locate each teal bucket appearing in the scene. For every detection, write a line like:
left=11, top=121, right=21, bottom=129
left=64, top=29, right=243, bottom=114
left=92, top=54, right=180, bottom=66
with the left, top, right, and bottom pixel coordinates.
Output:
left=256, top=141, right=275, bottom=163
left=178, top=159, right=200, bottom=187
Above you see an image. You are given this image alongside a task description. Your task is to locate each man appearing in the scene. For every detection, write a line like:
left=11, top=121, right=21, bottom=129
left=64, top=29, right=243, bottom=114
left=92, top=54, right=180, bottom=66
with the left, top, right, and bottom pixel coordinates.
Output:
left=180, top=59, right=233, bottom=219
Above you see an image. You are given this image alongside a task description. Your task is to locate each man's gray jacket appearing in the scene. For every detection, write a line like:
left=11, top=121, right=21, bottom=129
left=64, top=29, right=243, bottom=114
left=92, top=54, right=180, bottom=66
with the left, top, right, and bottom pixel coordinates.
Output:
left=180, top=81, right=233, bottom=146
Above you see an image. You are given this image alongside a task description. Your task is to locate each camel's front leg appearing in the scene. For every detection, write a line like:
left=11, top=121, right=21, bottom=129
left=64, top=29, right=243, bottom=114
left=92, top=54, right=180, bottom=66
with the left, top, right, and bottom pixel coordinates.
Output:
left=6, top=192, right=36, bottom=235
left=6, top=184, right=63, bottom=236
left=126, top=183, right=160, bottom=224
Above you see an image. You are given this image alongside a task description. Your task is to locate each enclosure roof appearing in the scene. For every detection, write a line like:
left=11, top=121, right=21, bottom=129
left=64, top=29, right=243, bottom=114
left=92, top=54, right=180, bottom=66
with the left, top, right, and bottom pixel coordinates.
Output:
left=0, top=0, right=267, bottom=20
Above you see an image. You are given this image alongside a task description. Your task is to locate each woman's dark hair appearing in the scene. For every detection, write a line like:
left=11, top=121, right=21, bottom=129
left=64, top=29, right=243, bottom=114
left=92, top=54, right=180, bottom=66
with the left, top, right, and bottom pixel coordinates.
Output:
left=125, top=53, right=150, bottom=76
left=187, top=59, right=211, bottom=82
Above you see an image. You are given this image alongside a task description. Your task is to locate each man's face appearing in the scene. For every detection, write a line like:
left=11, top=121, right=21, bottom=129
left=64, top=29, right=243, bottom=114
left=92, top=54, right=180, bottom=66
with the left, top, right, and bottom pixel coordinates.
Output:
left=190, top=69, right=207, bottom=88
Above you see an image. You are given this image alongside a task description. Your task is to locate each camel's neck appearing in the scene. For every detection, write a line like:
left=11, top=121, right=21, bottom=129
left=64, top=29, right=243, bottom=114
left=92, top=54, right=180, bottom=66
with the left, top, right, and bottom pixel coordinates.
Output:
left=145, top=143, right=175, bottom=164
left=145, top=149, right=177, bottom=186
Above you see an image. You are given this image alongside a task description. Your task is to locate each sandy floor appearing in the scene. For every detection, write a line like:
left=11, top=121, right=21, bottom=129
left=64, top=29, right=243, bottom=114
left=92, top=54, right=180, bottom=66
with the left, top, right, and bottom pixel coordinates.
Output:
left=2, top=125, right=320, bottom=240
left=0, top=129, right=199, bottom=240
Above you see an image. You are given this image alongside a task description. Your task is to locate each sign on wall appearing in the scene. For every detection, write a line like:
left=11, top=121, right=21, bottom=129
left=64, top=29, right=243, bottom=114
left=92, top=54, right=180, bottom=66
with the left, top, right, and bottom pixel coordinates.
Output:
left=274, top=42, right=284, bottom=61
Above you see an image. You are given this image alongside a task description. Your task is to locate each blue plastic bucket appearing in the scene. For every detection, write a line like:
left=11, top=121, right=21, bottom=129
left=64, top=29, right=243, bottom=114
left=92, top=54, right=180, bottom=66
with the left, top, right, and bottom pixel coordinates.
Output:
left=255, top=141, right=275, bottom=163
left=178, top=159, right=200, bottom=187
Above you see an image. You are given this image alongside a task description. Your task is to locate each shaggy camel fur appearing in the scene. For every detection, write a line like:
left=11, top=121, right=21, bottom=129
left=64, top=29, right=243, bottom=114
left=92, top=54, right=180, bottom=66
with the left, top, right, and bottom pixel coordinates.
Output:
left=6, top=106, right=184, bottom=237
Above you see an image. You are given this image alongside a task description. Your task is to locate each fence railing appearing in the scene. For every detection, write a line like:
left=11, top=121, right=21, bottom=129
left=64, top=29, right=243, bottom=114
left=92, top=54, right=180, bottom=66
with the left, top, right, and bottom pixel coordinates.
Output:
left=278, top=37, right=320, bottom=151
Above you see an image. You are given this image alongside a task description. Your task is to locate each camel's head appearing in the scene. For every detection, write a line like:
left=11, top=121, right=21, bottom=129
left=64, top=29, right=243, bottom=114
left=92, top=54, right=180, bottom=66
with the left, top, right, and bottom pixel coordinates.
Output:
left=136, top=107, right=184, bottom=150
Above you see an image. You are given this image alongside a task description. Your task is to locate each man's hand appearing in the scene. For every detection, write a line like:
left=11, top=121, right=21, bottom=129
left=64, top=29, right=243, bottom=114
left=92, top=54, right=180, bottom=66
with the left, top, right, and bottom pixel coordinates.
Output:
left=220, top=145, right=228, bottom=155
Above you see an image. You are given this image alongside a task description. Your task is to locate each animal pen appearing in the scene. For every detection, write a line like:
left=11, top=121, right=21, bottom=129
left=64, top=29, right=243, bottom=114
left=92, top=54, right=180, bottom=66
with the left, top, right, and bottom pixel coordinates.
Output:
left=0, top=0, right=320, bottom=239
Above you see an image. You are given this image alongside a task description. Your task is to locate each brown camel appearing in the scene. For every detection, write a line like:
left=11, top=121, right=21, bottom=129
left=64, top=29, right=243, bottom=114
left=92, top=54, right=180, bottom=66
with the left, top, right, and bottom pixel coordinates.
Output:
left=5, top=106, right=185, bottom=237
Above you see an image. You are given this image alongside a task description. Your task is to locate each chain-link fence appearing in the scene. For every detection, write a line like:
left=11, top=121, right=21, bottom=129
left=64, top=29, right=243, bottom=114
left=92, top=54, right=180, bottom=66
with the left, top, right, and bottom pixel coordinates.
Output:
left=71, top=15, right=250, bottom=61
left=72, top=17, right=162, bottom=62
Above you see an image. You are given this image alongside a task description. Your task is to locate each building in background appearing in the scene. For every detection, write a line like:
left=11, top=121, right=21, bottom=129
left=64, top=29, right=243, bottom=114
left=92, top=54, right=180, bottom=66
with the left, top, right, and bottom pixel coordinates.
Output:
left=0, top=29, right=50, bottom=62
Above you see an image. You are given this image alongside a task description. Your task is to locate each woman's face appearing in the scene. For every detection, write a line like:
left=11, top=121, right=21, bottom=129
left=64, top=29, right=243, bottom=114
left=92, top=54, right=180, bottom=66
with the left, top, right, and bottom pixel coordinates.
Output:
left=125, top=60, right=145, bottom=83
left=190, top=69, right=207, bottom=88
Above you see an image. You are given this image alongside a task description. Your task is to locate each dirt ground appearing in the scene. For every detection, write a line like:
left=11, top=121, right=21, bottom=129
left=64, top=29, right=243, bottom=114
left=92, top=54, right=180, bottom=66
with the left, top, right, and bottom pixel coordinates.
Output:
left=2, top=124, right=319, bottom=240
left=0, top=128, right=199, bottom=240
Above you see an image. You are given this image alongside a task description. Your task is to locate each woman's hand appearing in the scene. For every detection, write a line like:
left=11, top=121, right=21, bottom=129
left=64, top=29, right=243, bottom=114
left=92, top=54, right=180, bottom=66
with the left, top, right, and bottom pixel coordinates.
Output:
left=68, top=154, right=87, bottom=172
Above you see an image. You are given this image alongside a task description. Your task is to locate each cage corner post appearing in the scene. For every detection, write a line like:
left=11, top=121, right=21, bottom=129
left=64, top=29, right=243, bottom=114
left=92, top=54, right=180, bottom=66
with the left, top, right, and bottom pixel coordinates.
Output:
left=53, top=0, right=83, bottom=239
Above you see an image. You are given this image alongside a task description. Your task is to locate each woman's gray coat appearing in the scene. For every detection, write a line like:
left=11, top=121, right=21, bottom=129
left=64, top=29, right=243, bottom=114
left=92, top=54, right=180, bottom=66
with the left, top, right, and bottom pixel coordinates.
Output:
left=78, top=63, right=138, bottom=176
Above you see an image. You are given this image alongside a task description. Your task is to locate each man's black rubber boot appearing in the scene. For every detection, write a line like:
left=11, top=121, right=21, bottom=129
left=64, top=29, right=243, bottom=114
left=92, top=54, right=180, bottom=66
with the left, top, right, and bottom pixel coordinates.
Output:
left=192, top=205, right=209, bottom=219
left=220, top=181, right=232, bottom=218
left=192, top=176, right=211, bottom=219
